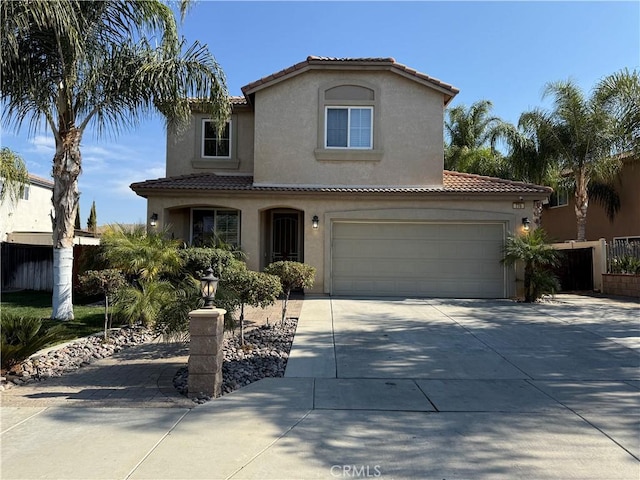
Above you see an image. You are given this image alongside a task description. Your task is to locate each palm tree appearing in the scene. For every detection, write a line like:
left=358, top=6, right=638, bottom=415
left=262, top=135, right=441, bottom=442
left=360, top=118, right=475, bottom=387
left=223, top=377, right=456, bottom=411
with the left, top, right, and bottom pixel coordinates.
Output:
left=525, top=74, right=636, bottom=241
left=0, top=148, right=29, bottom=204
left=595, top=69, right=640, bottom=156
left=502, top=229, right=560, bottom=303
left=1, top=1, right=230, bottom=319
left=101, top=225, right=183, bottom=282
left=499, top=112, right=561, bottom=186
left=444, top=100, right=506, bottom=172
left=101, top=224, right=186, bottom=328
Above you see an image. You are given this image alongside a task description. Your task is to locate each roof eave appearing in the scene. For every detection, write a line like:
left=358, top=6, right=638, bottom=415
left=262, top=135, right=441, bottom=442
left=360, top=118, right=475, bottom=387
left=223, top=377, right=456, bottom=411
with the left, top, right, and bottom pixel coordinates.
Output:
left=241, top=57, right=459, bottom=105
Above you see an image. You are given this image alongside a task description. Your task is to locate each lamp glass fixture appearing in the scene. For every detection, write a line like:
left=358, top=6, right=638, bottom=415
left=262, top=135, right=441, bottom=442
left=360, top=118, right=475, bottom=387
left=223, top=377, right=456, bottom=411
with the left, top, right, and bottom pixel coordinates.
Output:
left=150, top=213, right=158, bottom=227
left=312, top=215, right=319, bottom=229
left=200, top=267, right=219, bottom=308
left=522, top=217, right=531, bottom=231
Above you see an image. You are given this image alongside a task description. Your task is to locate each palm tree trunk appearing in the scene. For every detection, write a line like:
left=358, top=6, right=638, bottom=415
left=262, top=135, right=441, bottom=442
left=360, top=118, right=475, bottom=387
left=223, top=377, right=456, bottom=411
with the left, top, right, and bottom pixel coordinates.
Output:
left=574, top=169, right=589, bottom=242
left=524, top=263, right=533, bottom=303
left=51, top=128, right=82, bottom=320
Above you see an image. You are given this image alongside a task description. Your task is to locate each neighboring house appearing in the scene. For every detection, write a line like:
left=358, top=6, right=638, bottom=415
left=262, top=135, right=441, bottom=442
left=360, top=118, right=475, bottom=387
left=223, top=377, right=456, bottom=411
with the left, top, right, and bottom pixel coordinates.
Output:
left=1, top=173, right=99, bottom=291
left=541, top=156, right=640, bottom=243
left=131, top=56, right=551, bottom=298
left=0, top=173, right=53, bottom=243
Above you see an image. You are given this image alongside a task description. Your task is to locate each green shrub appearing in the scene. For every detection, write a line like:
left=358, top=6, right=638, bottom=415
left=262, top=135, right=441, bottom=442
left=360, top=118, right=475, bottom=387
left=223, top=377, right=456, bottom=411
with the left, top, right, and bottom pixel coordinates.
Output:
left=78, top=269, right=126, bottom=339
left=179, top=247, right=239, bottom=278
left=223, top=265, right=282, bottom=345
left=610, top=255, right=640, bottom=274
left=502, top=229, right=560, bottom=303
left=264, top=261, right=316, bottom=322
left=1, top=314, right=67, bottom=371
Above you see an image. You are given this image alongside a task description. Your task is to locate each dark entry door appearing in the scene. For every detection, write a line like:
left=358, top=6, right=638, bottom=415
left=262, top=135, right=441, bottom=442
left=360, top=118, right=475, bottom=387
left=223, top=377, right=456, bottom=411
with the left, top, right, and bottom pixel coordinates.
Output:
left=555, top=248, right=594, bottom=291
left=271, top=212, right=301, bottom=262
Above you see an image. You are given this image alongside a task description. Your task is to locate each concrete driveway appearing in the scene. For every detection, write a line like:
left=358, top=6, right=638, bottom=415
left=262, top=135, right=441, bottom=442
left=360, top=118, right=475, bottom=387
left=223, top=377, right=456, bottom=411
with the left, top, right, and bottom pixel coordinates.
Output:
left=2, top=295, right=639, bottom=479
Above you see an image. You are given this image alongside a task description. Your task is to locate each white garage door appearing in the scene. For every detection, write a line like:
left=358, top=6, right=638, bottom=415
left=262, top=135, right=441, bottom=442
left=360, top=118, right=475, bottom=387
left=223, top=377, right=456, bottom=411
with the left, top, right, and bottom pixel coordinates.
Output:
left=331, top=222, right=506, bottom=298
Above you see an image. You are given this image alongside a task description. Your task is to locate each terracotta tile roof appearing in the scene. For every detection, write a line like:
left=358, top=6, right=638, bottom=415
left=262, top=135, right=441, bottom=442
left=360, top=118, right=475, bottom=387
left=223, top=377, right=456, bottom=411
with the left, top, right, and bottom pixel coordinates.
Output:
left=230, top=96, right=247, bottom=105
left=241, top=56, right=459, bottom=102
left=188, top=96, right=247, bottom=107
left=131, top=171, right=551, bottom=196
left=443, top=171, right=553, bottom=193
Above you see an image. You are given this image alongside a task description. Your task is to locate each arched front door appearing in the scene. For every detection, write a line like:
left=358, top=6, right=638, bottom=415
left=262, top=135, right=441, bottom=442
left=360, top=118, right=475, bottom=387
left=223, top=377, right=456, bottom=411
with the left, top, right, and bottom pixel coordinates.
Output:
left=269, top=209, right=303, bottom=263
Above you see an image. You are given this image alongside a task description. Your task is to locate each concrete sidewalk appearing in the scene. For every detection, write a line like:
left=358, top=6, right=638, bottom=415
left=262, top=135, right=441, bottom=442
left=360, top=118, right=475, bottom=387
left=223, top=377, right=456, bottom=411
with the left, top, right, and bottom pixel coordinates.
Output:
left=1, top=294, right=639, bottom=479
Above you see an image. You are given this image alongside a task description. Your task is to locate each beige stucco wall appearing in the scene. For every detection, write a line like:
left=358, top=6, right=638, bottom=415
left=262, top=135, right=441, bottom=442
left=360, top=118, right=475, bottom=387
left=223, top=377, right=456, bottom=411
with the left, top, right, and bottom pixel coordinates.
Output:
left=253, top=70, right=445, bottom=187
left=166, top=108, right=255, bottom=177
left=146, top=192, right=538, bottom=297
left=165, top=69, right=447, bottom=188
left=0, top=181, right=53, bottom=242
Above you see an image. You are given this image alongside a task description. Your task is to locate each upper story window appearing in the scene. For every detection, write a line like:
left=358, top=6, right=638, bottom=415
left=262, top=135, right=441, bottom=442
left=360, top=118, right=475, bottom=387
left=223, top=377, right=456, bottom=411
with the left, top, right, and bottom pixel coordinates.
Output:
left=326, top=107, right=373, bottom=149
left=315, top=82, right=383, bottom=161
left=549, top=189, right=569, bottom=208
left=202, top=120, right=231, bottom=158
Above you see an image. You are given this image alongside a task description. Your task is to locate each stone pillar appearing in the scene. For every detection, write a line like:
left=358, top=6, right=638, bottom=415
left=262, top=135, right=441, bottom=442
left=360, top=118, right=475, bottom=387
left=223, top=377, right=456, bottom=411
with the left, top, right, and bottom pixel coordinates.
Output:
left=188, top=308, right=226, bottom=399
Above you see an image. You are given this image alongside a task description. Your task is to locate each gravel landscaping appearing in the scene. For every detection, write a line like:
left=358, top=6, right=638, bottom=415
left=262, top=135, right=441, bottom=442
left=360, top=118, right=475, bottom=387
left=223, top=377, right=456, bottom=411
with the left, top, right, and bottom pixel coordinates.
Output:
left=173, top=317, right=298, bottom=403
left=0, top=317, right=299, bottom=403
left=1, top=326, right=153, bottom=390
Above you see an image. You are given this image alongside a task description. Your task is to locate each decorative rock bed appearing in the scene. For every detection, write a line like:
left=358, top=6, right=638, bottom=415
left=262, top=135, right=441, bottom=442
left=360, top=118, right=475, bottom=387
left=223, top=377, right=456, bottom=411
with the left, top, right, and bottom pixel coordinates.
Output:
left=173, top=317, right=298, bottom=403
left=1, top=326, right=153, bottom=390
left=0, top=318, right=298, bottom=404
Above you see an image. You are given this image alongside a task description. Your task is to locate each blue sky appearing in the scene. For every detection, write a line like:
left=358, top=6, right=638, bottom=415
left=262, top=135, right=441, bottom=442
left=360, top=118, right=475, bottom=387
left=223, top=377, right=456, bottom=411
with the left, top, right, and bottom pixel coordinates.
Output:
left=1, top=1, right=638, bottom=225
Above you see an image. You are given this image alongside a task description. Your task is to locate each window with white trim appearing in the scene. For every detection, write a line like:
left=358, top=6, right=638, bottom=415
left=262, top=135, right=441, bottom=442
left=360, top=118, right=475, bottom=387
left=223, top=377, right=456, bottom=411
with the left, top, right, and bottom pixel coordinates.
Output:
left=325, top=107, right=373, bottom=149
left=202, top=120, right=231, bottom=158
left=191, top=209, right=240, bottom=247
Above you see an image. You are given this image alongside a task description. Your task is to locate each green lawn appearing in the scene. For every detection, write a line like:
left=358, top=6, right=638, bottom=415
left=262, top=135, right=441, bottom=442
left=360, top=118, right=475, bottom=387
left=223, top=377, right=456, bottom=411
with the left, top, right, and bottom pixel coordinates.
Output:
left=1, top=290, right=107, bottom=340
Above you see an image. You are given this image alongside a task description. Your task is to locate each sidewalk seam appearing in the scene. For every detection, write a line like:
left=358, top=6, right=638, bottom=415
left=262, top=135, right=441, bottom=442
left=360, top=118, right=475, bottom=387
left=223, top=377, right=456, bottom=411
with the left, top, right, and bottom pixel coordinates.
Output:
left=123, top=409, right=191, bottom=480
left=0, top=406, right=48, bottom=435
left=225, top=409, right=313, bottom=480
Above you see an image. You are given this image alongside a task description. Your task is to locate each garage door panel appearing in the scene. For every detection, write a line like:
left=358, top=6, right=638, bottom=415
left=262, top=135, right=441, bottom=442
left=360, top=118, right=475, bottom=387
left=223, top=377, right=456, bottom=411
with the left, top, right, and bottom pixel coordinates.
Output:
left=331, top=222, right=506, bottom=298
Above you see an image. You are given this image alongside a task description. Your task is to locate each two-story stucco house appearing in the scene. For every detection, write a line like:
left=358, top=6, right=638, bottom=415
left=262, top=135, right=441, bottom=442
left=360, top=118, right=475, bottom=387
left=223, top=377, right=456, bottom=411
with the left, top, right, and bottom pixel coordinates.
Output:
left=541, top=155, right=640, bottom=243
left=131, top=56, right=551, bottom=298
left=0, top=173, right=54, bottom=243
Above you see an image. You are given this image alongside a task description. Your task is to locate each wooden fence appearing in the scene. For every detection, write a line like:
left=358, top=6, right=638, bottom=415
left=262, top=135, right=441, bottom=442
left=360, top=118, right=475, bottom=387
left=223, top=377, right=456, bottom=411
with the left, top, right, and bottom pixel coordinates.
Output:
left=1, top=243, right=97, bottom=292
left=1, top=243, right=53, bottom=291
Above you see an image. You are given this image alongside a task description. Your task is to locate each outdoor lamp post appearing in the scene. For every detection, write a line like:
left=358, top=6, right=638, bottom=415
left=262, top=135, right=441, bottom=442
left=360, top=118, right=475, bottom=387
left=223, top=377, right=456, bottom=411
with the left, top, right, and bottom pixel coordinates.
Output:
left=190, top=266, right=225, bottom=398
left=200, top=267, right=219, bottom=308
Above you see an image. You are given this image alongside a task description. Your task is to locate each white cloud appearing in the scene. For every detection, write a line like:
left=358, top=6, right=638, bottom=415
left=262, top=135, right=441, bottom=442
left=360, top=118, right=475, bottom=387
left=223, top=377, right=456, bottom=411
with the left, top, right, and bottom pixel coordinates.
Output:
left=28, top=135, right=55, bottom=155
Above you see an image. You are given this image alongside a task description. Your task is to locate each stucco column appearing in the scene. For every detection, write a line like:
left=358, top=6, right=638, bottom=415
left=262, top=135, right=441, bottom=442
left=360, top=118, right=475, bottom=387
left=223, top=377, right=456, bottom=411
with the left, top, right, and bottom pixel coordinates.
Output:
left=188, top=308, right=226, bottom=399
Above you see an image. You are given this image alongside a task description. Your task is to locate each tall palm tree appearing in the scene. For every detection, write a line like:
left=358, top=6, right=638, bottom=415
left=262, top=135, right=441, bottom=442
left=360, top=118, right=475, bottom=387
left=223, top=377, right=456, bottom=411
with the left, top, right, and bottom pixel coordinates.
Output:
left=527, top=76, right=634, bottom=241
left=595, top=69, right=640, bottom=156
left=444, top=100, right=506, bottom=171
left=499, top=111, right=561, bottom=186
left=1, top=0, right=230, bottom=319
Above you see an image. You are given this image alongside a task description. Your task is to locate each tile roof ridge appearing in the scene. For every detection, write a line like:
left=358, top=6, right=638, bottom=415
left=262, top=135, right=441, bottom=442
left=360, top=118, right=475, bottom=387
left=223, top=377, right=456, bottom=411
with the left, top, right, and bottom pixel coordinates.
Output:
left=242, top=56, right=458, bottom=97
left=306, top=55, right=397, bottom=63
